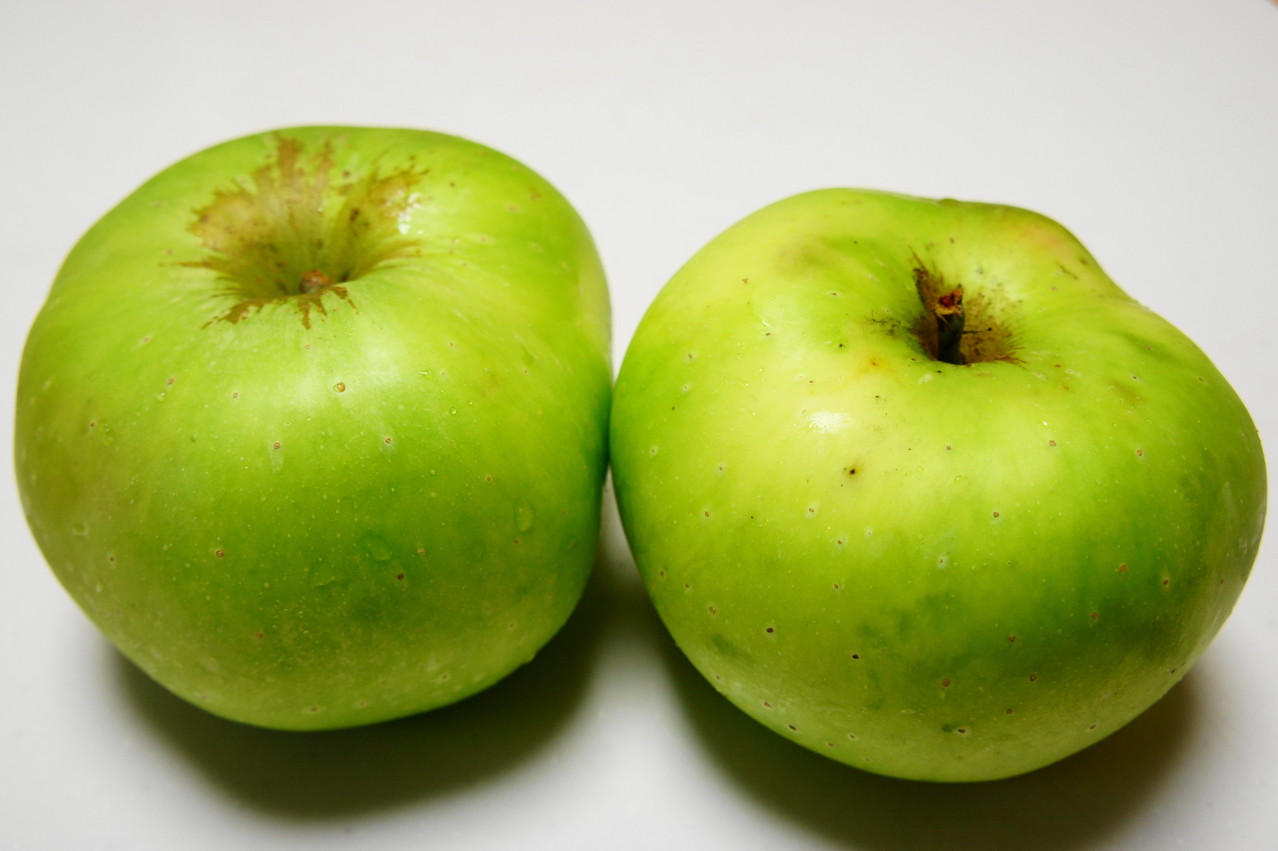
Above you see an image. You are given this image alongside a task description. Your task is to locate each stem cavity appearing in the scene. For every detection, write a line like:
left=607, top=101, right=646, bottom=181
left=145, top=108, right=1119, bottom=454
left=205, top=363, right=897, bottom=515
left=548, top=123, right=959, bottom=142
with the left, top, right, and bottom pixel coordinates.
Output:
left=934, top=287, right=966, bottom=365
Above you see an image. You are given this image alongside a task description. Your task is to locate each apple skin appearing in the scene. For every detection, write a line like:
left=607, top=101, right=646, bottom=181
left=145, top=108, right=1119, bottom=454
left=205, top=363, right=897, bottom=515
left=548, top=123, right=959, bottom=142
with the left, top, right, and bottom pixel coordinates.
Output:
left=15, top=126, right=611, bottom=730
left=610, top=189, right=1266, bottom=782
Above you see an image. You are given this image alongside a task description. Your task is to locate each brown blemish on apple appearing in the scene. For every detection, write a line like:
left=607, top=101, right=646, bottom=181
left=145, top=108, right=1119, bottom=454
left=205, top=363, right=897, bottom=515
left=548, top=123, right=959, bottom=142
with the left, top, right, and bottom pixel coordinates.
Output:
left=1109, top=378, right=1145, bottom=406
left=187, top=134, right=427, bottom=328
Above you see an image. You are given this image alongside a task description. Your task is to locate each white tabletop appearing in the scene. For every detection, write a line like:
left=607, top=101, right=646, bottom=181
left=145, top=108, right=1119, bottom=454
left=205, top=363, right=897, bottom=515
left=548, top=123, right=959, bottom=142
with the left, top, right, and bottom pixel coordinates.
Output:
left=3, top=2, right=1276, bottom=849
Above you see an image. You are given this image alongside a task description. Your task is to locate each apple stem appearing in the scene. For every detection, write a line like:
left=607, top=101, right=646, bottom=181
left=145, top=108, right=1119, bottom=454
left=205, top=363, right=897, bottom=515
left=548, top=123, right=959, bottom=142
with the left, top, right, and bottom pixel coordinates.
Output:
left=299, top=269, right=335, bottom=293
left=934, top=287, right=966, bottom=365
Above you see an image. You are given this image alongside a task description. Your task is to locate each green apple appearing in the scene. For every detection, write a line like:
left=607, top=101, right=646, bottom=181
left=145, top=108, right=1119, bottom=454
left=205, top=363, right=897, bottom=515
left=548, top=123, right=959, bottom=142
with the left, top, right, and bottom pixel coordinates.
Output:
left=610, top=189, right=1266, bottom=782
left=15, top=126, right=611, bottom=730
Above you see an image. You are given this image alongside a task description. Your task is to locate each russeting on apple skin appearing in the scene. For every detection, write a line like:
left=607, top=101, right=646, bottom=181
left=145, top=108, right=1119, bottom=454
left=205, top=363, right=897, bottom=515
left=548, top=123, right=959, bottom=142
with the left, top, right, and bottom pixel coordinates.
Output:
left=15, top=126, right=612, bottom=730
left=610, top=189, right=1266, bottom=782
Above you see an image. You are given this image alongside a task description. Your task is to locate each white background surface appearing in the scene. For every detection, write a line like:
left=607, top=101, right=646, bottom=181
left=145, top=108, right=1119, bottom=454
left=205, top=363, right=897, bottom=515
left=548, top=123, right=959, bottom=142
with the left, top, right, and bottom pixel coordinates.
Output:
left=3, top=1, right=1276, bottom=849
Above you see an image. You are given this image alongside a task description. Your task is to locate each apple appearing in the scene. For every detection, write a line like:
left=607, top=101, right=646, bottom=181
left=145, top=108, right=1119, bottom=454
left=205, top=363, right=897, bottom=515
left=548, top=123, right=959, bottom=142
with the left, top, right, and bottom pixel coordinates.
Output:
left=15, top=126, right=612, bottom=730
left=610, top=189, right=1266, bottom=782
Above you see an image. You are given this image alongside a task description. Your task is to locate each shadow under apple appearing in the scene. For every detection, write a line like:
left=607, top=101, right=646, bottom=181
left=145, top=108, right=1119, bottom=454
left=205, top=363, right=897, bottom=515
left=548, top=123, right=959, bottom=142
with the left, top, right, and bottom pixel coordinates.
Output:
left=113, top=553, right=619, bottom=820
left=659, top=630, right=1201, bottom=850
